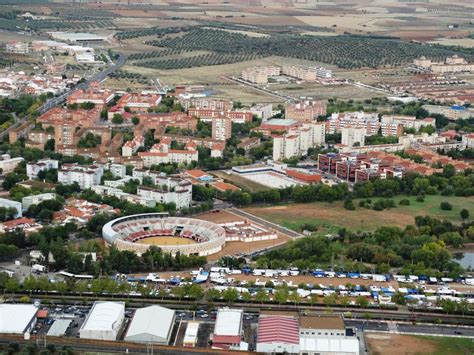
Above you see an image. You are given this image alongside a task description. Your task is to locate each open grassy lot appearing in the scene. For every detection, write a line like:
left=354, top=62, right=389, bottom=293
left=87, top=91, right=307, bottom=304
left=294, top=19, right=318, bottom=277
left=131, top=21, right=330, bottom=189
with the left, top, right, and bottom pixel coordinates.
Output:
left=212, top=171, right=270, bottom=193
left=366, top=333, right=474, bottom=355
left=244, top=195, right=474, bottom=233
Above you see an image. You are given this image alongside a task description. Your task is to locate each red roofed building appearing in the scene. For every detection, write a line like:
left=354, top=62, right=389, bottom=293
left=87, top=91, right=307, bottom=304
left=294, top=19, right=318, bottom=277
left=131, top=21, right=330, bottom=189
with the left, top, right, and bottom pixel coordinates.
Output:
left=286, top=169, right=321, bottom=183
left=67, top=86, right=115, bottom=108
left=116, top=93, right=162, bottom=113
left=256, top=316, right=300, bottom=353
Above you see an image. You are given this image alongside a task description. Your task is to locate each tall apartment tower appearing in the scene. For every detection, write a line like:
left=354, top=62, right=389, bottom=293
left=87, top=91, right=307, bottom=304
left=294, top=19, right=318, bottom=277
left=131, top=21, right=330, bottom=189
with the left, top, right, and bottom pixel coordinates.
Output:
left=212, top=117, right=232, bottom=141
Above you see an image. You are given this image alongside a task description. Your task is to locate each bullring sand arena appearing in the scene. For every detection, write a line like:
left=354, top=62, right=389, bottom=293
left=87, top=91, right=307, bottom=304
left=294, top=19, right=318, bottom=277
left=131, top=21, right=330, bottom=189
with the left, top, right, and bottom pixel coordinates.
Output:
left=102, top=213, right=226, bottom=256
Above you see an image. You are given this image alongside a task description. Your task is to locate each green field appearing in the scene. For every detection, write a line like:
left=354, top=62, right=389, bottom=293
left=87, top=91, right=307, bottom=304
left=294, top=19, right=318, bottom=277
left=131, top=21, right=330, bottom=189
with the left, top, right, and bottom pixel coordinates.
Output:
left=244, top=195, right=474, bottom=234
left=415, top=336, right=474, bottom=355
left=212, top=171, right=270, bottom=193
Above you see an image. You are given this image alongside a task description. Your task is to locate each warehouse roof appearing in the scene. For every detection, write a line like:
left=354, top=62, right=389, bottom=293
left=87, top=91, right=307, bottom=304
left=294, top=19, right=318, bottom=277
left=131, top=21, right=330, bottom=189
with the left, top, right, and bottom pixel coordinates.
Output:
left=214, top=308, right=242, bottom=336
left=300, top=316, right=345, bottom=330
left=81, top=301, right=124, bottom=332
left=0, top=304, right=37, bottom=334
left=257, top=316, right=299, bottom=345
left=47, top=319, right=72, bottom=337
left=125, top=305, right=175, bottom=342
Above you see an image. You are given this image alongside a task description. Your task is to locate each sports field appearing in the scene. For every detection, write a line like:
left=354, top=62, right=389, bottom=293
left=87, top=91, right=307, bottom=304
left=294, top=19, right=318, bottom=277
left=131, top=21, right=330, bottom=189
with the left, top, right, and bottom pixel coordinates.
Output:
left=136, top=237, right=196, bottom=246
left=244, top=195, right=474, bottom=233
left=366, top=333, right=474, bottom=355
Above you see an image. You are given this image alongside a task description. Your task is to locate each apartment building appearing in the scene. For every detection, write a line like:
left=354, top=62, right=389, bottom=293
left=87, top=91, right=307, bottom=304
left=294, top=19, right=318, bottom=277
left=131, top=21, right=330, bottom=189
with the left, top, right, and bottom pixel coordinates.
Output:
left=241, top=66, right=281, bottom=84
left=273, top=122, right=325, bottom=161
left=26, top=159, right=59, bottom=179
left=255, top=118, right=301, bottom=136
left=188, top=108, right=252, bottom=123
left=341, top=126, right=366, bottom=147
left=107, top=163, right=127, bottom=178
left=91, top=185, right=156, bottom=207
left=327, top=112, right=403, bottom=137
left=115, top=93, right=162, bottom=113
left=463, top=133, right=474, bottom=149
left=5, top=41, right=30, bottom=54
left=0, top=198, right=22, bottom=218
left=22, top=193, right=56, bottom=210
left=414, top=55, right=474, bottom=74
left=212, top=117, right=232, bottom=141
left=381, top=115, right=436, bottom=131
left=0, top=155, right=24, bottom=175
left=67, top=85, right=115, bottom=107
left=58, top=164, right=103, bottom=189
left=282, top=65, right=332, bottom=81
left=26, top=130, right=55, bottom=150
left=178, top=98, right=232, bottom=111
left=137, top=184, right=191, bottom=210
left=249, top=104, right=273, bottom=121
left=122, top=136, right=144, bottom=157
left=423, top=104, right=474, bottom=120
left=138, top=149, right=198, bottom=167
left=157, top=134, right=226, bottom=158
left=286, top=100, right=327, bottom=122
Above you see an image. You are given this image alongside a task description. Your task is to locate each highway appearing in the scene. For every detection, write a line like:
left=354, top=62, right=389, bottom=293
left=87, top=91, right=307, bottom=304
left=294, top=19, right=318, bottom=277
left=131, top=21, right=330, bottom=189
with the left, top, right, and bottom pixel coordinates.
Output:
left=0, top=53, right=127, bottom=140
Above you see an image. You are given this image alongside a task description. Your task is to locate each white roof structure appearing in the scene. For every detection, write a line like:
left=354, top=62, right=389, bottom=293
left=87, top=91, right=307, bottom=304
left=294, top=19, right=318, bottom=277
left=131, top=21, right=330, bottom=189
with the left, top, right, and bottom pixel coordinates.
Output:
left=300, top=337, right=359, bottom=355
left=80, top=301, right=125, bottom=341
left=214, top=308, right=243, bottom=336
left=0, top=304, right=37, bottom=334
left=47, top=319, right=71, bottom=337
left=183, top=321, right=199, bottom=347
left=50, top=32, right=107, bottom=42
left=124, top=305, right=175, bottom=344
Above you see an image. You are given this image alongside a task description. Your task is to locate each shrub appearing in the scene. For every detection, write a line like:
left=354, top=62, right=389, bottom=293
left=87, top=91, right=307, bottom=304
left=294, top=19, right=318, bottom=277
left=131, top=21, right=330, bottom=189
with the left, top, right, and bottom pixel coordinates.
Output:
left=440, top=202, right=452, bottom=210
left=344, top=199, right=356, bottom=210
left=416, top=195, right=424, bottom=202
left=399, top=199, right=410, bottom=206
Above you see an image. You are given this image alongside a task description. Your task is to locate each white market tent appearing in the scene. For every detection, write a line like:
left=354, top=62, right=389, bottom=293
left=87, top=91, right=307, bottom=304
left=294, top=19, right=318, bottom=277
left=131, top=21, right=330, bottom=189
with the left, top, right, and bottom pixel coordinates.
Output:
left=124, top=305, right=175, bottom=344
left=79, top=301, right=125, bottom=341
left=0, top=304, right=37, bottom=334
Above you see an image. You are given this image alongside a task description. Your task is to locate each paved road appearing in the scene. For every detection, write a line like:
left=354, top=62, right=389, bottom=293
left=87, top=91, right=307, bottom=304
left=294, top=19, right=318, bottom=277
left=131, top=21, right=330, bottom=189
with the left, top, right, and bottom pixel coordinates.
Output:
left=346, top=320, right=389, bottom=332
left=0, top=54, right=127, bottom=140
left=228, top=207, right=303, bottom=240
left=397, top=323, right=474, bottom=336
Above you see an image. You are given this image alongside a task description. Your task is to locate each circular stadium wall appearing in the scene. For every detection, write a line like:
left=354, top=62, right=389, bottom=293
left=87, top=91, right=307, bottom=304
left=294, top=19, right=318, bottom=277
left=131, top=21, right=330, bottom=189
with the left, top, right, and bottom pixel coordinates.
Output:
left=102, top=213, right=226, bottom=257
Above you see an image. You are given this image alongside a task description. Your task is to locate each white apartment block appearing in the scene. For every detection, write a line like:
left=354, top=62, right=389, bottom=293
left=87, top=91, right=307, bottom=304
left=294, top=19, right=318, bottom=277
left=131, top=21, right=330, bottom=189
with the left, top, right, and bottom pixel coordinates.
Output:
left=137, top=185, right=191, bottom=210
left=241, top=66, right=281, bottom=84
left=327, top=112, right=402, bottom=137
left=58, top=164, right=103, bottom=189
left=250, top=104, right=273, bottom=122
left=178, top=98, right=232, bottom=111
left=282, top=65, right=332, bottom=81
left=104, top=176, right=133, bottom=188
left=273, top=122, right=325, bottom=161
left=341, top=126, right=367, bottom=147
left=22, top=193, right=57, bottom=210
left=0, top=198, right=22, bottom=218
left=462, top=134, right=474, bottom=149
left=0, top=155, right=24, bottom=175
left=26, top=159, right=59, bottom=179
left=212, top=117, right=232, bottom=141
left=6, top=41, right=30, bottom=54
left=381, top=115, right=436, bottom=131
left=107, top=163, right=127, bottom=178
left=122, top=136, right=144, bottom=157
left=92, top=185, right=156, bottom=208
left=138, top=150, right=198, bottom=167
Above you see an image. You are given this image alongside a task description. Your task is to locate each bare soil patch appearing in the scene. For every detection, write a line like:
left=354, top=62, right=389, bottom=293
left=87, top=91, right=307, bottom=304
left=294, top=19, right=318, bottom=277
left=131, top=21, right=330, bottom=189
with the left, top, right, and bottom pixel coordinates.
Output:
left=366, top=334, right=437, bottom=355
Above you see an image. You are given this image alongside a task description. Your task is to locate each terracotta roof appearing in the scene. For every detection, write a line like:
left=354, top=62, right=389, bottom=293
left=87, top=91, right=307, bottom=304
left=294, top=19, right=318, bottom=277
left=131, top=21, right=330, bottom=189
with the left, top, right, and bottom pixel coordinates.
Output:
left=257, top=316, right=299, bottom=345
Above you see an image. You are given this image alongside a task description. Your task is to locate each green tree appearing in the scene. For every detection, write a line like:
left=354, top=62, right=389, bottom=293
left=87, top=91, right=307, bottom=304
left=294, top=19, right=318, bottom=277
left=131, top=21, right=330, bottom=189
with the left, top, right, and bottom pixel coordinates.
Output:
left=460, top=209, right=470, bottom=221
left=356, top=296, right=369, bottom=308
left=222, top=287, right=239, bottom=305
left=112, top=113, right=124, bottom=124
left=255, top=290, right=269, bottom=305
